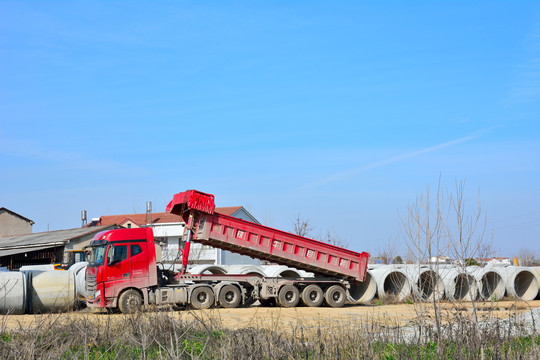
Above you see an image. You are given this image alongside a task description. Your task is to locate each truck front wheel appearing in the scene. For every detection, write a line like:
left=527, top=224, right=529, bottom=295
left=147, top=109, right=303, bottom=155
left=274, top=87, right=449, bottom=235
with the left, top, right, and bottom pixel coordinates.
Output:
left=191, top=287, right=215, bottom=310
left=118, top=289, right=143, bottom=314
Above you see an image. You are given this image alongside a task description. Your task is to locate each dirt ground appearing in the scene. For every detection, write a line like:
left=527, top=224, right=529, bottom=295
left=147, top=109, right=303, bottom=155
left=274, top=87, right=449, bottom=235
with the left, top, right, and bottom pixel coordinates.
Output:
left=3, top=300, right=540, bottom=333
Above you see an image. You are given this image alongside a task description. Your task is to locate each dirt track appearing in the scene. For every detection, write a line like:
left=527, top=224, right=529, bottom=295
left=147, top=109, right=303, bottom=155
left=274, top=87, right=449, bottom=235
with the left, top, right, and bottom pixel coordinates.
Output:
left=3, top=300, right=540, bottom=332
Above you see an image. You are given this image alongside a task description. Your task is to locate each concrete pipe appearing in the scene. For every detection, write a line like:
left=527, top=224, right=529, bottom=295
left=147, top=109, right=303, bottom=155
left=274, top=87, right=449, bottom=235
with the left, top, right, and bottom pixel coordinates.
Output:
left=500, top=266, right=539, bottom=301
left=347, top=269, right=377, bottom=304
left=19, top=264, right=56, bottom=271
left=298, top=270, right=315, bottom=277
left=440, top=267, right=478, bottom=301
left=23, top=269, right=77, bottom=313
left=261, top=265, right=302, bottom=278
left=226, top=265, right=265, bottom=277
left=188, top=264, right=229, bottom=275
left=370, top=266, right=412, bottom=301
left=69, top=262, right=88, bottom=299
left=403, top=265, right=444, bottom=302
left=474, top=266, right=506, bottom=301
left=0, top=271, right=27, bottom=314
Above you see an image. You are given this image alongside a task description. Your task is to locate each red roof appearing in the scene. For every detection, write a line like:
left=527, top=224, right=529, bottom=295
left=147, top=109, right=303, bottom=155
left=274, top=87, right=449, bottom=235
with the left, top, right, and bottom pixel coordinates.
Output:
left=96, top=207, right=243, bottom=227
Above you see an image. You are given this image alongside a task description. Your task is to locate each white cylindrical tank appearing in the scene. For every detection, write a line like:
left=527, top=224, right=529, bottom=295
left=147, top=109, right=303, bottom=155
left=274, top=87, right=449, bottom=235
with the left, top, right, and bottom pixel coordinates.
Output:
left=68, top=262, right=88, bottom=299
left=24, top=270, right=77, bottom=313
left=0, top=271, right=26, bottom=314
left=19, top=264, right=56, bottom=271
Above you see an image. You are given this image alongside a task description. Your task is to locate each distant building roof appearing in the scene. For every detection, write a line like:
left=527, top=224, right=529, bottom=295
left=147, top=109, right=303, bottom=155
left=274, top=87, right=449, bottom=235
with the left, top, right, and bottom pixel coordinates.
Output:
left=0, top=225, right=116, bottom=250
left=94, top=206, right=254, bottom=227
left=0, top=207, right=35, bottom=225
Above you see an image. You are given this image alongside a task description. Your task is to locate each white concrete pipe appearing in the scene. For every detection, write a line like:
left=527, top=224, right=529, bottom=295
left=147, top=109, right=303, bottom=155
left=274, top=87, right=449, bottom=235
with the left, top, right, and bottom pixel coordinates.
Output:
left=403, top=265, right=444, bottom=302
left=19, top=264, right=56, bottom=271
left=500, top=266, right=539, bottom=301
left=347, top=269, right=377, bottom=304
left=370, top=266, right=412, bottom=301
left=23, top=269, right=77, bottom=313
left=69, top=262, right=88, bottom=299
left=226, top=265, right=265, bottom=277
left=188, top=264, right=229, bottom=275
left=440, top=267, right=478, bottom=301
left=261, top=265, right=302, bottom=278
left=0, top=271, right=27, bottom=314
left=298, top=270, right=315, bottom=277
left=474, top=266, right=506, bottom=301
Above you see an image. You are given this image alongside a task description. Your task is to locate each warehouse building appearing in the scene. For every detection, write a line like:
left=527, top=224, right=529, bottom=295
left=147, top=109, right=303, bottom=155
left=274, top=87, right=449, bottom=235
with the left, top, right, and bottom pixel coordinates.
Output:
left=0, top=225, right=118, bottom=270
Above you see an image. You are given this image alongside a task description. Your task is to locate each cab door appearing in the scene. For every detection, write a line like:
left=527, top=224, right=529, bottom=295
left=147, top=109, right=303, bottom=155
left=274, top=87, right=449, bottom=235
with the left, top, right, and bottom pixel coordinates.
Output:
left=104, top=244, right=131, bottom=299
left=129, top=243, right=150, bottom=288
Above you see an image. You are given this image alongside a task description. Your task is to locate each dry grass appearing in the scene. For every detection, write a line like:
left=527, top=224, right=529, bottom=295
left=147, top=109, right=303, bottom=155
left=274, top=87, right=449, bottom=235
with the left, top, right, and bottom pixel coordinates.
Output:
left=0, top=305, right=539, bottom=359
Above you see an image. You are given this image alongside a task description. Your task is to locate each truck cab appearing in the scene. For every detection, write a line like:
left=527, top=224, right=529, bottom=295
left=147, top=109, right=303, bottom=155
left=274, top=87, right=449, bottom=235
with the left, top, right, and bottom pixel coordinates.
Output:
left=85, top=227, right=158, bottom=311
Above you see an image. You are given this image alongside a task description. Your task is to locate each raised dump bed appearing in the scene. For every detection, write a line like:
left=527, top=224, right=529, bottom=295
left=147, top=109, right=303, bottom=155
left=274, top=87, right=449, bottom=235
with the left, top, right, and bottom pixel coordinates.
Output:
left=167, top=190, right=369, bottom=282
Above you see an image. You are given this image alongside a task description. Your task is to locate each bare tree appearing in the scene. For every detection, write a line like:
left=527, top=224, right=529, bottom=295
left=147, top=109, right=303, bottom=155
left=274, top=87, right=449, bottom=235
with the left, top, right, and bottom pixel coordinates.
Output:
left=291, top=215, right=314, bottom=238
left=518, top=247, right=536, bottom=266
left=400, top=178, right=490, bottom=352
left=317, top=228, right=350, bottom=248
left=378, top=239, right=398, bottom=265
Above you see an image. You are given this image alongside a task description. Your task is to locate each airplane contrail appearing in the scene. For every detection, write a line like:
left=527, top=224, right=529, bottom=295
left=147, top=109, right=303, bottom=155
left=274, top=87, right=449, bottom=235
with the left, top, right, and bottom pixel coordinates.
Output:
left=299, top=133, right=481, bottom=191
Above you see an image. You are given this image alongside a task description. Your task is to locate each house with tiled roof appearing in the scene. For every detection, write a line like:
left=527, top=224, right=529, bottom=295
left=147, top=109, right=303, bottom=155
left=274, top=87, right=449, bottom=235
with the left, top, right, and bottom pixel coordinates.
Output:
left=90, top=207, right=260, bottom=266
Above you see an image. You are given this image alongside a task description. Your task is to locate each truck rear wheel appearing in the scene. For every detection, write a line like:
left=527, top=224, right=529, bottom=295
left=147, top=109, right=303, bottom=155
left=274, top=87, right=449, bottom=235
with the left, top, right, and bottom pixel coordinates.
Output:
left=191, top=286, right=215, bottom=310
left=278, top=285, right=300, bottom=307
left=218, top=285, right=241, bottom=308
left=301, top=284, right=324, bottom=307
left=324, top=285, right=346, bottom=308
left=118, top=289, right=142, bottom=314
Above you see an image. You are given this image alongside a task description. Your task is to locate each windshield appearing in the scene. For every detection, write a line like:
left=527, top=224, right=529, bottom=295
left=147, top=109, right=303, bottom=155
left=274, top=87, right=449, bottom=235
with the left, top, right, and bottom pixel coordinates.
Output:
left=87, top=245, right=107, bottom=266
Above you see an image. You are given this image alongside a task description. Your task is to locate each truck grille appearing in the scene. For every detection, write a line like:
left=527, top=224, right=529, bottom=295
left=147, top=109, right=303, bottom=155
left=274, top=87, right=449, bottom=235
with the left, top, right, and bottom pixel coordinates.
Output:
left=86, top=273, right=96, bottom=295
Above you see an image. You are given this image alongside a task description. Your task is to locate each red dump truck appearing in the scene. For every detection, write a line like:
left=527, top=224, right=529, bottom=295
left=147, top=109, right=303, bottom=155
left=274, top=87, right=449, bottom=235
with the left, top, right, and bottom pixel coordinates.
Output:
left=85, top=190, right=369, bottom=313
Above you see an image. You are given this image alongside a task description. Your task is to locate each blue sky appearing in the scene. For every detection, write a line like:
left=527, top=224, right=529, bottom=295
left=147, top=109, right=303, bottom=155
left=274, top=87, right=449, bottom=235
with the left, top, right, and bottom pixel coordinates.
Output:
left=0, top=1, right=539, bottom=258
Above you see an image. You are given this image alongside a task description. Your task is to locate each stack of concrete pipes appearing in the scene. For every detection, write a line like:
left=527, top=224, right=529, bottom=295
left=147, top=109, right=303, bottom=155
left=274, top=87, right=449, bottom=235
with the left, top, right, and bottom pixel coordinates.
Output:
left=188, top=264, right=540, bottom=304
left=356, top=264, right=540, bottom=304
left=2, top=263, right=539, bottom=313
left=0, top=263, right=88, bottom=314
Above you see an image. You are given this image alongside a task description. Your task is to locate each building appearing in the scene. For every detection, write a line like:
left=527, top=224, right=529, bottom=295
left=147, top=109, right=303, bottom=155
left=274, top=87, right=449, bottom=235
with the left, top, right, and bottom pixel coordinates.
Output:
left=0, top=207, right=34, bottom=236
left=93, top=207, right=261, bottom=266
left=476, top=257, right=511, bottom=265
left=0, top=225, right=118, bottom=270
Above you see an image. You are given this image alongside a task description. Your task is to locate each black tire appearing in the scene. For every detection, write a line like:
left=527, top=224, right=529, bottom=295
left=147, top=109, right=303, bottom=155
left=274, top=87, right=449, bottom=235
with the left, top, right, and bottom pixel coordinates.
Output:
left=278, top=285, right=300, bottom=308
left=118, top=289, right=142, bottom=314
left=324, top=285, right=346, bottom=308
left=218, top=285, right=242, bottom=308
left=191, top=286, right=215, bottom=310
left=301, top=284, right=324, bottom=307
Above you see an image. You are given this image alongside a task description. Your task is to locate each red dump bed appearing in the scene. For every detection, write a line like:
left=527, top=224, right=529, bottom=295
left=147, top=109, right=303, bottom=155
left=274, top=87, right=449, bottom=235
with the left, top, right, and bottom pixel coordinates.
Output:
left=167, top=190, right=369, bottom=282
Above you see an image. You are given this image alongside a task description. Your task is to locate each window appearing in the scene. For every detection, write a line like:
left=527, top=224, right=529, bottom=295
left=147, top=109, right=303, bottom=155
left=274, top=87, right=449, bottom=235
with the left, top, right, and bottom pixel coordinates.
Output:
left=108, top=245, right=128, bottom=264
left=131, top=244, right=143, bottom=257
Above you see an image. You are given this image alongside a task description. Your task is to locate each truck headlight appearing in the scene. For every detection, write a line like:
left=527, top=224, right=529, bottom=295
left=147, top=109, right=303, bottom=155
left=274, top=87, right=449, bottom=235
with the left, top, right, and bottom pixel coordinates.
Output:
left=95, top=289, right=101, bottom=298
